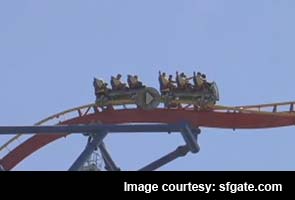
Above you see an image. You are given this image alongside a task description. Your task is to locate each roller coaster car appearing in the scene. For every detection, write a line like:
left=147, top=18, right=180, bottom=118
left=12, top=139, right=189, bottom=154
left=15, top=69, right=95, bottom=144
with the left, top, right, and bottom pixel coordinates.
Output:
left=94, top=78, right=155, bottom=108
left=104, top=86, right=146, bottom=101
left=161, top=81, right=220, bottom=109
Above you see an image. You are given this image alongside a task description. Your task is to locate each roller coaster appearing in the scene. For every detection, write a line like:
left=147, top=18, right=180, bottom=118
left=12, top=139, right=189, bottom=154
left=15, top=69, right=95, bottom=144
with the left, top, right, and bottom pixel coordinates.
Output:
left=0, top=73, right=295, bottom=171
left=93, top=72, right=219, bottom=110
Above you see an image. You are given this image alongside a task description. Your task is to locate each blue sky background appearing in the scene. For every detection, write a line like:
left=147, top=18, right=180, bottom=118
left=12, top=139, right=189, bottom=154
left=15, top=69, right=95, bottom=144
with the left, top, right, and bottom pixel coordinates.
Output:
left=1, top=0, right=295, bottom=170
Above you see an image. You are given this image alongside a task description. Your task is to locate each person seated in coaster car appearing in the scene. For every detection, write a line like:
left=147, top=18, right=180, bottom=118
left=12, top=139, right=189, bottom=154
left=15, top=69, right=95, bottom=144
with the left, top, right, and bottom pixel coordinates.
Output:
left=158, top=71, right=170, bottom=95
left=111, top=74, right=127, bottom=91
left=176, top=71, right=193, bottom=91
left=127, top=74, right=145, bottom=89
left=93, top=78, right=109, bottom=99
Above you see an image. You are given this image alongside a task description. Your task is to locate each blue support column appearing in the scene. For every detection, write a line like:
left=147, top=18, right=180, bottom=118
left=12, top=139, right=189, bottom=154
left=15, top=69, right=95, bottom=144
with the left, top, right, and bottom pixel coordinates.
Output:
left=138, top=123, right=201, bottom=171
left=68, top=131, right=108, bottom=171
left=99, top=142, right=120, bottom=171
left=139, top=145, right=190, bottom=171
left=180, top=122, right=200, bottom=153
left=0, top=164, right=4, bottom=171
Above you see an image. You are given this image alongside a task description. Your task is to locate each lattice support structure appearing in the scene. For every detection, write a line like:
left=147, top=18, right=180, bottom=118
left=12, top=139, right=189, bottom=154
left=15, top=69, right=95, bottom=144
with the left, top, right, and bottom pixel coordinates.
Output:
left=68, top=131, right=108, bottom=171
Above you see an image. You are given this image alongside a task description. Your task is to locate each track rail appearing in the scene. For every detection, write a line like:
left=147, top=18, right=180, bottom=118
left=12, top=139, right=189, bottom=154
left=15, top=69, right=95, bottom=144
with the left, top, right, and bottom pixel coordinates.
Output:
left=1, top=101, right=295, bottom=170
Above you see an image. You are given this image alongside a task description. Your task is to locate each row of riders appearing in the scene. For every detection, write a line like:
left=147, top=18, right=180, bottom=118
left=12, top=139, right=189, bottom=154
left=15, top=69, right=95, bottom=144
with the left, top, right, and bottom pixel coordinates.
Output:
left=159, top=71, right=211, bottom=94
left=94, top=72, right=211, bottom=98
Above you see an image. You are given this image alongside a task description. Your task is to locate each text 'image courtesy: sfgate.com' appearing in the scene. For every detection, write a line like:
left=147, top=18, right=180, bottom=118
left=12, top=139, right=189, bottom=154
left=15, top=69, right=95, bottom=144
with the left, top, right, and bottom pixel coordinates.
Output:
left=123, top=182, right=283, bottom=194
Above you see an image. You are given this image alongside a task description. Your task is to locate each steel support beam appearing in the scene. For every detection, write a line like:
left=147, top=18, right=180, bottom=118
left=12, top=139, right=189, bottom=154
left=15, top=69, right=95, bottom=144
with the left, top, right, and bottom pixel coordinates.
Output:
left=180, top=123, right=200, bottom=153
left=99, top=142, right=120, bottom=171
left=0, top=124, right=185, bottom=135
left=139, top=145, right=190, bottom=171
left=139, top=122, right=200, bottom=171
left=68, top=131, right=107, bottom=171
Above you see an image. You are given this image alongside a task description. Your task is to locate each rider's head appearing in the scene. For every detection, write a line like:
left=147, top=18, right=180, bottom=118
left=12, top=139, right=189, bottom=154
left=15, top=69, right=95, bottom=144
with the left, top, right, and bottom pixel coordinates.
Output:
left=117, top=74, right=122, bottom=79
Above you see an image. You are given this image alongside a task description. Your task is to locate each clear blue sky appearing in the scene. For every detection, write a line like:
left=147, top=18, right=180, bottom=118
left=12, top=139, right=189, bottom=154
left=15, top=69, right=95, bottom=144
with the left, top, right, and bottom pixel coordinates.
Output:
left=1, top=0, right=295, bottom=170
